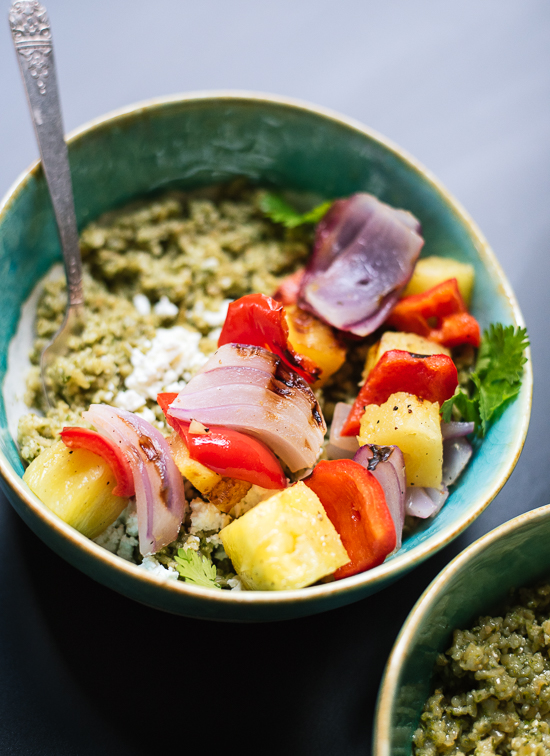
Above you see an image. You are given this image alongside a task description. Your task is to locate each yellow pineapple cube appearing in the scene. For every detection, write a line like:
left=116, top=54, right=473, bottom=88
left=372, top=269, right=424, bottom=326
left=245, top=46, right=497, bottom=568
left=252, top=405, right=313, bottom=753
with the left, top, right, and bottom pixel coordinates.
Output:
left=285, top=305, right=346, bottom=386
left=168, top=433, right=222, bottom=493
left=358, top=392, right=443, bottom=488
left=403, top=255, right=475, bottom=304
left=363, top=331, right=451, bottom=380
left=168, top=433, right=251, bottom=511
left=23, top=441, right=129, bottom=539
left=219, top=481, right=349, bottom=590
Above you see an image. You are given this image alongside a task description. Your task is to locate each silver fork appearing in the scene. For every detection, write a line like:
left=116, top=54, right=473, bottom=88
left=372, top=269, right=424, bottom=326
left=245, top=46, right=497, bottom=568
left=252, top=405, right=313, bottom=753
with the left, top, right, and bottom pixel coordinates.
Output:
left=9, top=0, right=84, bottom=408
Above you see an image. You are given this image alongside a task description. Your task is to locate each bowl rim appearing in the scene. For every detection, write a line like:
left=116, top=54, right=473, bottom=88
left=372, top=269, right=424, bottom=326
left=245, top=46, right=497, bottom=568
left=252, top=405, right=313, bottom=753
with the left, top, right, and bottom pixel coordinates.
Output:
left=373, top=502, right=550, bottom=756
left=0, top=89, right=533, bottom=610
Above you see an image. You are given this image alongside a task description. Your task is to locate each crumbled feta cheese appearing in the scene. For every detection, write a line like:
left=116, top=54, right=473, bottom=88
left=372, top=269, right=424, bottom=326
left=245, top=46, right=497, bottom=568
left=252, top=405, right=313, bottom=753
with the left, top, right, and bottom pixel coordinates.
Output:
left=230, top=485, right=276, bottom=518
left=114, top=388, right=146, bottom=411
left=133, top=293, right=151, bottom=315
left=153, top=295, right=179, bottom=318
left=123, top=326, right=208, bottom=401
left=208, top=327, right=222, bottom=342
left=135, top=406, right=156, bottom=424
left=183, top=535, right=201, bottom=551
left=140, top=556, right=179, bottom=580
left=227, top=576, right=243, bottom=591
left=202, top=298, right=232, bottom=327
left=125, top=508, right=139, bottom=538
left=117, top=533, right=139, bottom=561
left=201, top=256, right=219, bottom=271
left=188, top=299, right=232, bottom=328
left=94, top=522, right=125, bottom=554
left=189, top=498, right=231, bottom=534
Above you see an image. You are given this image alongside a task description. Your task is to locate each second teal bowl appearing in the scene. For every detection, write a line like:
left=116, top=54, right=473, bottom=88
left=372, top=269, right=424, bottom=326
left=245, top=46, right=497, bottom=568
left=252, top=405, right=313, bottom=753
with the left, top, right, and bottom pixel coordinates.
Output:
left=374, top=505, right=550, bottom=756
left=0, top=92, right=531, bottom=621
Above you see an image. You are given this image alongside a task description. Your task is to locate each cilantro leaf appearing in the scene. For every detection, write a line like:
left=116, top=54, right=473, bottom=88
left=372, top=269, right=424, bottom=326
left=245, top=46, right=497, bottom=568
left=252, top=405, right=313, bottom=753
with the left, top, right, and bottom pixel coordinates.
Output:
left=259, top=192, right=332, bottom=228
left=174, top=548, right=221, bottom=590
left=443, top=324, right=528, bottom=437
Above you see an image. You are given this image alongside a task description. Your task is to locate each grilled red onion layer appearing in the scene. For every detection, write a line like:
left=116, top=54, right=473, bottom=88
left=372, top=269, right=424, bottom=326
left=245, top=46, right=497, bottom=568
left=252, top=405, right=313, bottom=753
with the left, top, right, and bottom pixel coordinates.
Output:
left=405, top=486, right=449, bottom=519
left=83, top=405, right=186, bottom=556
left=168, top=344, right=326, bottom=472
left=442, top=437, right=473, bottom=486
left=441, top=421, right=475, bottom=440
left=354, top=444, right=406, bottom=549
left=326, top=403, right=360, bottom=460
left=298, top=193, right=423, bottom=336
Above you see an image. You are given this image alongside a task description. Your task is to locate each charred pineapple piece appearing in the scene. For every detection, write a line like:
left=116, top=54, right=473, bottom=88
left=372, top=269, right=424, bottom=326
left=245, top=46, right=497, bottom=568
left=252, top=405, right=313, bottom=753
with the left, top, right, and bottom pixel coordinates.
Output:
left=403, top=256, right=475, bottom=304
left=23, top=441, right=129, bottom=539
left=285, top=305, right=346, bottom=386
left=219, top=482, right=349, bottom=590
left=358, top=392, right=443, bottom=488
left=168, top=434, right=251, bottom=511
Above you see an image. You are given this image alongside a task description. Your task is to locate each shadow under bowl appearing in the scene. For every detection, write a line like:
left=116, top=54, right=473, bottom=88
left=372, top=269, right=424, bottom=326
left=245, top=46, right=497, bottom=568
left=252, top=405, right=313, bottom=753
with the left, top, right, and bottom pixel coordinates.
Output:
left=0, top=91, right=532, bottom=621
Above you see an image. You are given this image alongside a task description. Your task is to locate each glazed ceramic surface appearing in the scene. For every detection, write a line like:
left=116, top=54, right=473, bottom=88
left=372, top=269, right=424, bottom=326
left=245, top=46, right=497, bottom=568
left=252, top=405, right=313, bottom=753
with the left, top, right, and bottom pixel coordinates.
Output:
left=374, top=505, right=550, bottom=756
left=0, top=92, right=532, bottom=621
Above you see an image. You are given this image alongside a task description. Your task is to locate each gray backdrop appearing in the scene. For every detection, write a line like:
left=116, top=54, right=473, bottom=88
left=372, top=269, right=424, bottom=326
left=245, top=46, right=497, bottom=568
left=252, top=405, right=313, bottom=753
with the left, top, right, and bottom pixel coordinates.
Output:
left=1, top=1, right=549, bottom=754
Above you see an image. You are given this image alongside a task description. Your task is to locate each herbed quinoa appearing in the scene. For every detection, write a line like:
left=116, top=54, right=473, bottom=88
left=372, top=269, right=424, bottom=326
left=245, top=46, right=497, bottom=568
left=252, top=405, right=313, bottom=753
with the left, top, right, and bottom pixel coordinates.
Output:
left=413, top=583, right=550, bottom=756
left=17, top=183, right=367, bottom=584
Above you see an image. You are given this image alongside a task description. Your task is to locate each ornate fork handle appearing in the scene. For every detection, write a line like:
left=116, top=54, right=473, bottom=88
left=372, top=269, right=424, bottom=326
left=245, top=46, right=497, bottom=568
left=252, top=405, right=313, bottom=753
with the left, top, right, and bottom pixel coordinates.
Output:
left=9, top=1, right=83, bottom=307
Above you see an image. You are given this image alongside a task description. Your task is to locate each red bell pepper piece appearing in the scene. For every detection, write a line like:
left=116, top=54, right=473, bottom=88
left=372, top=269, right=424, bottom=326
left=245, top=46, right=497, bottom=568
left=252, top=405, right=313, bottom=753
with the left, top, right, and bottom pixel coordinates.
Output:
left=157, top=393, right=287, bottom=490
left=341, top=350, right=458, bottom=437
left=386, top=278, right=480, bottom=348
left=303, top=459, right=396, bottom=579
left=60, top=426, right=135, bottom=498
left=273, top=268, right=305, bottom=306
left=217, top=293, right=320, bottom=384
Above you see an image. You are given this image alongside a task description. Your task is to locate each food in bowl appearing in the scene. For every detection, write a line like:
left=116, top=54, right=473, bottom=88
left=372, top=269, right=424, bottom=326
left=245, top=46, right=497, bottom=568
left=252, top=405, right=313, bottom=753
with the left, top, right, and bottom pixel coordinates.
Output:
left=14, top=182, right=528, bottom=591
left=413, top=581, right=550, bottom=755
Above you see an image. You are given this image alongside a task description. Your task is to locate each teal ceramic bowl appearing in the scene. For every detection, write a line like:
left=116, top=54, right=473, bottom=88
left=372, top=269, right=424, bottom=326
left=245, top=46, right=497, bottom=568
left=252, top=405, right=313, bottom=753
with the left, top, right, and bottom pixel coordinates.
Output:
left=0, top=92, right=532, bottom=621
left=374, top=504, right=550, bottom=756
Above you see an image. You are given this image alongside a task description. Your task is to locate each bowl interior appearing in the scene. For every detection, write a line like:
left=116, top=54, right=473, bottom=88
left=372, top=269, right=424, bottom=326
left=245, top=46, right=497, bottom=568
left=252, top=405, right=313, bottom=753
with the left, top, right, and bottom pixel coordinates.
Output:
left=0, top=93, right=531, bottom=619
left=375, top=507, right=550, bottom=756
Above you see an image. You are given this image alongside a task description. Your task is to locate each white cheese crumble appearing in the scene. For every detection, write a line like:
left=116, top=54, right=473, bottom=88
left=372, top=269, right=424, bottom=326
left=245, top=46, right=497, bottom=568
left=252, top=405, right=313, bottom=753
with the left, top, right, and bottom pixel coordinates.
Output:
left=188, top=299, right=232, bottom=328
left=114, top=388, right=146, bottom=411
left=140, top=555, right=179, bottom=580
left=133, top=293, right=151, bottom=316
left=227, top=576, right=244, bottom=591
left=135, top=406, right=156, bottom=424
left=114, top=326, right=208, bottom=408
left=230, top=485, right=277, bottom=518
left=189, top=498, right=231, bottom=534
left=153, top=295, right=179, bottom=318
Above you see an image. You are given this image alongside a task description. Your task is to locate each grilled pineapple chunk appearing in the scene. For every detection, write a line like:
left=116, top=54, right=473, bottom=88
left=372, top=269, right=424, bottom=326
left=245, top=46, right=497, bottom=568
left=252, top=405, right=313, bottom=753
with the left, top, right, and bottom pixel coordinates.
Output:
left=219, top=482, right=349, bottom=590
left=23, top=441, right=129, bottom=539
left=403, top=255, right=475, bottom=304
left=358, top=392, right=443, bottom=488
left=285, top=305, right=346, bottom=386
left=168, top=433, right=251, bottom=512
left=363, top=331, right=451, bottom=380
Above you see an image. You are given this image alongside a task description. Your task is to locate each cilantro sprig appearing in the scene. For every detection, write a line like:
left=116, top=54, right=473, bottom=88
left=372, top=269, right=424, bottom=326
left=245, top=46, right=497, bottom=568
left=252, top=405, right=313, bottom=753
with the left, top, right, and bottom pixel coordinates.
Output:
left=259, top=192, right=332, bottom=228
left=174, top=548, right=221, bottom=590
left=442, top=324, right=529, bottom=437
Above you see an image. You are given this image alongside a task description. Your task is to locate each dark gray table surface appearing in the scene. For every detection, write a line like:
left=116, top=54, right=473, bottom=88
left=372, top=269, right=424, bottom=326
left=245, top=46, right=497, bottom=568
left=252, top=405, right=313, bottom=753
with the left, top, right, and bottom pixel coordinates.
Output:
left=1, top=1, right=549, bottom=754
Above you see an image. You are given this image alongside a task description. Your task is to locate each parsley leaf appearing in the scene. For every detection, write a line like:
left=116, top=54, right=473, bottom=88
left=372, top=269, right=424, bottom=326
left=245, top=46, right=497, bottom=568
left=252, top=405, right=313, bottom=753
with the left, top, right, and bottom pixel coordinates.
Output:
left=441, top=324, right=529, bottom=436
left=259, top=192, right=332, bottom=228
left=174, top=548, right=221, bottom=590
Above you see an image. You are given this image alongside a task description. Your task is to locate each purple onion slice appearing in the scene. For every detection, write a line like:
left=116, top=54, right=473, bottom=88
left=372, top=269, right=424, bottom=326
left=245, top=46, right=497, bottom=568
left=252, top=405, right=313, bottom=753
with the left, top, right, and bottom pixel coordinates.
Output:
left=353, top=444, right=406, bottom=549
left=298, top=193, right=423, bottom=336
left=83, top=405, right=186, bottom=556
left=326, top=402, right=360, bottom=460
left=441, top=421, right=475, bottom=440
left=442, top=437, right=473, bottom=486
left=405, top=486, right=449, bottom=519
